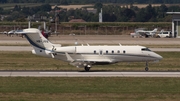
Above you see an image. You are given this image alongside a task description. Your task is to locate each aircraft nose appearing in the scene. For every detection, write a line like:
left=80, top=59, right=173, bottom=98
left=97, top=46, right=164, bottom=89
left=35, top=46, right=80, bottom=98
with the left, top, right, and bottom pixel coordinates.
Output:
left=156, top=54, right=163, bottom=60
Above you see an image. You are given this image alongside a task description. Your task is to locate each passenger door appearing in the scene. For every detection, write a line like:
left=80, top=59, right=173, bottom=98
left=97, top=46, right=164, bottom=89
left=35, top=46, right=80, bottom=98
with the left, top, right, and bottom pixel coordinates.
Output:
left=99, top=50, right=103, bottom=56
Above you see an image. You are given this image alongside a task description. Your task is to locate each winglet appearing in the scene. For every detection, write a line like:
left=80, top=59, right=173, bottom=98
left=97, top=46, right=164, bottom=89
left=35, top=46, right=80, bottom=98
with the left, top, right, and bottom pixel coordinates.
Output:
left=65, top=52, right=74, bottom=62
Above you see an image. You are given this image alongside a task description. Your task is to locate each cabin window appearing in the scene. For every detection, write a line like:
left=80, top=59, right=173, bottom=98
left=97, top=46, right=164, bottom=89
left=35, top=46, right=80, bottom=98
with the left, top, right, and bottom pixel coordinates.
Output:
left=106, top=50, right=108, bottom=54
left=94, top=50, right=96, bottom=54
left=123, top=50, right=126, bottom=53
left=117, top=50, right=120, bottom=53
left=40, top=50, right=42, bottom=52
left=112, top=50, right=114, bottom=54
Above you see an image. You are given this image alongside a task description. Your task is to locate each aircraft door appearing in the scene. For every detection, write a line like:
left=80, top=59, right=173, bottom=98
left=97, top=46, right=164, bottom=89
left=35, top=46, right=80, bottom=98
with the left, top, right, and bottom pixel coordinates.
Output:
left=99, top=50, right=103, bottom=56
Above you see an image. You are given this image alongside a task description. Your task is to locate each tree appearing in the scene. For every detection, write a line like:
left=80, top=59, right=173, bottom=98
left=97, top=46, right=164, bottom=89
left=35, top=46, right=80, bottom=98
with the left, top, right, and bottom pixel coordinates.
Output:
left=13, top=5, right=21, bottom=11
left=94, top=2, right=103, bottom=9
left=156, top=4, right=168, bottom=21
left=60, top=0, right=69, bottom=5
left=94, top=2, right=103, bottom=13
left=135, top=8, right=147, bottom=22
left=21, top=6, right=31, bottom=15
left=122, top=8, right=136, bottom=21
left=168, top=6, right=180, bottom=12
left=159, top=4, right=168, bottom=12
left=4, top=11, right=26, bottom=22
left=0, top=0, right=7, bottom=3
left=40, top=4, right=52, bottom=12
left=144, top=4, right=156, bottom=21
left=103, top=13, right=117, bottom=22
left=0, top=7, right=4, bottom=13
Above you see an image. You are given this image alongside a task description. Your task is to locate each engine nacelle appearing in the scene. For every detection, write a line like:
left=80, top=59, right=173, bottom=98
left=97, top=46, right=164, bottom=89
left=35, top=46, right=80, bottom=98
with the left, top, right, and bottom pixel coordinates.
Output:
left=32, top=49, right=52, bottom=58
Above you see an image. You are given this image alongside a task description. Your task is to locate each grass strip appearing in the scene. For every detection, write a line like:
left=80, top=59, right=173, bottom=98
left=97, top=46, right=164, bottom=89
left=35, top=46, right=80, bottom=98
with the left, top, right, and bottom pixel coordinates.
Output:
left=0, top=77, right=180, bottom=101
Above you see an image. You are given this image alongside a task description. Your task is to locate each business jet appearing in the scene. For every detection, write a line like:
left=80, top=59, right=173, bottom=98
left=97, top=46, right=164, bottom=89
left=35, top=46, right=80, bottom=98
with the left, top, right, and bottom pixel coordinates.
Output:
left=20, top=28, right=162, bottom=71
left=131, top=28, right=158, bottom=38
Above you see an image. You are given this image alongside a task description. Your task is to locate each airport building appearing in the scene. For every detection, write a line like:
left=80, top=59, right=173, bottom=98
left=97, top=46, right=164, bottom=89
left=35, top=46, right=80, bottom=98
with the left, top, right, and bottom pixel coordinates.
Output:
left=167, top=12, right=180, bottom=38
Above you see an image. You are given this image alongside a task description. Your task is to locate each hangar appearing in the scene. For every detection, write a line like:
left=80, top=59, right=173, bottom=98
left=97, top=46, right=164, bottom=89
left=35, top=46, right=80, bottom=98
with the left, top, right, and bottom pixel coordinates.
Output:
left=167, top=12, right=180, bottom=38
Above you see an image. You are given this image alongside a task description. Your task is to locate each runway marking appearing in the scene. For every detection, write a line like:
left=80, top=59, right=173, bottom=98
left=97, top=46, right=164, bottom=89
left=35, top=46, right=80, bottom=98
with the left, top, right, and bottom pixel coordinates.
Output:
left=0, top=72, right=180, bottom=77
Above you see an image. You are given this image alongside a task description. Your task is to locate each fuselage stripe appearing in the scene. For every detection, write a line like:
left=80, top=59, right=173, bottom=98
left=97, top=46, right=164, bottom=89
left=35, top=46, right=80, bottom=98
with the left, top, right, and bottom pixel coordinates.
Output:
left=24, top=34, right=45, bottom=50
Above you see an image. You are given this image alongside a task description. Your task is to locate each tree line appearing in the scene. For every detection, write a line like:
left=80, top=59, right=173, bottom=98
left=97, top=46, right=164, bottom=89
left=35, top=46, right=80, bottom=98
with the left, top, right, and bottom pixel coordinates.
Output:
left=1, top=0, right=180, bottom=4
left=0, top=3, right=180, bottom=22
left=59, top=4, right=179, bottom=22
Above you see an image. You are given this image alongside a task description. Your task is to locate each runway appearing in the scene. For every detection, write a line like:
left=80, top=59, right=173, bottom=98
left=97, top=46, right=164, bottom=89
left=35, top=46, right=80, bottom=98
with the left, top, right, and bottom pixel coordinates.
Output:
left=1, top=71, right=180, bottom=77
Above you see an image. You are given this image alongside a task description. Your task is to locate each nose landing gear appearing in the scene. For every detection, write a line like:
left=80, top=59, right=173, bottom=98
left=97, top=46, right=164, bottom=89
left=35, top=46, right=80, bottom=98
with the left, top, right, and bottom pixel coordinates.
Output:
left=145, top=62, right=149, bottom=71
left=84, top=66, right=90, bottom=71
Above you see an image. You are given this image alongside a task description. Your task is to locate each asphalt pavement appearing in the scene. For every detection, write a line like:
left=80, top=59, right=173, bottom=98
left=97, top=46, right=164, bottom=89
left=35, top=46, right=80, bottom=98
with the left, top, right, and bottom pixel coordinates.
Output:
left=0, top=71, right=180, bottom=77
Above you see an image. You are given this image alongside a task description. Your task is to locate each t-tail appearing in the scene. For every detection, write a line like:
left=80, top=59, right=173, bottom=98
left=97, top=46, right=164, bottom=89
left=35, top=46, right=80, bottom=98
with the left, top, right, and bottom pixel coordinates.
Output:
left=21, top=28, right=59, bottom=57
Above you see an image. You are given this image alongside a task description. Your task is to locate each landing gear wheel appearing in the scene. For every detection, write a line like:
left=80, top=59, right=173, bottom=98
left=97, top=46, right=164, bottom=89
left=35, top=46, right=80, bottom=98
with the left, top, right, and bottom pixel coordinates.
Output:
left=145, top=67, right=149, bottom=71
left=84, top=66, right=90, bottom=72
left=145, top=62, right=149, bottom=71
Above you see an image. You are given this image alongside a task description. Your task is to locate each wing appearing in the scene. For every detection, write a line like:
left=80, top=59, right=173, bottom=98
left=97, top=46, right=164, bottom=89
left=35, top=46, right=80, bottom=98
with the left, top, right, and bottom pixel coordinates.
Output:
left=64, top=52, right=117, bottom=68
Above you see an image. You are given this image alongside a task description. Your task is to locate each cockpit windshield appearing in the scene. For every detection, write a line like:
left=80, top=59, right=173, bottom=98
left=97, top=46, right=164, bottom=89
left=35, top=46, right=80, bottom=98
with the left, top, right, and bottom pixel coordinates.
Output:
left=141, top=48, right=151, bottom=51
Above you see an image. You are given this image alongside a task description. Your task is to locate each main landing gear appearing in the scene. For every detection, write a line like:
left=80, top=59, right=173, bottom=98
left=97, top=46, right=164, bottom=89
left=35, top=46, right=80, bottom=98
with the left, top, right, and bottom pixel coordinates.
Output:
left=84, top=66, right=91, bottom=72
left=145, top=62, right=149, bottom=71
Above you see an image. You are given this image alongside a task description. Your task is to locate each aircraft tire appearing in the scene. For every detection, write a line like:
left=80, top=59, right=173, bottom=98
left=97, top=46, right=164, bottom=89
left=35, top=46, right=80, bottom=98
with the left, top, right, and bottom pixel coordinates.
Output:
left=84, top=66, right=90, bottom=72
left=145, top=67, right=149, bottom=71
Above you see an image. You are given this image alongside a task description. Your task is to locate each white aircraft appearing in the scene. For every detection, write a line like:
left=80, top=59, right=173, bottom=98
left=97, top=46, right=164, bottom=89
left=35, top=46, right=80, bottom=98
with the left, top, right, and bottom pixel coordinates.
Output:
left=131, top=28, right=158, bottom=38
left=20, top=28, right=162, bottom=71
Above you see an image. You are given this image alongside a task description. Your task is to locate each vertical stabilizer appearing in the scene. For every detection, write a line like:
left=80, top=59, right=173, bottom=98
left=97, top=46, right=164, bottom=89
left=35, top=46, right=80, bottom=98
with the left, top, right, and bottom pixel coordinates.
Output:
left=153, top=28, right=158, bottom=32
left=23, top=28, right=53, bottom=50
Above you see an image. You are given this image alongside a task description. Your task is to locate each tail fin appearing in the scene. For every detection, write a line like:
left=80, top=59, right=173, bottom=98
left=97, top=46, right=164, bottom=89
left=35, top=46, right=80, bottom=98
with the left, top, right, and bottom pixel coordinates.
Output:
left=153, top=28, right=158, bottom=32
left=23, top=28, right=53, bottom=50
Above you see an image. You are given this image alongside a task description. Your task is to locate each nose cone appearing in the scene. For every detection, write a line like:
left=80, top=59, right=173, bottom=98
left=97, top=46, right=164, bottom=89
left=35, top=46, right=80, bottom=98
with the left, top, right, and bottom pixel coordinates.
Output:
left=157, top=55, right=163, bottom=60
left=155, top=54, right=163, bottom=60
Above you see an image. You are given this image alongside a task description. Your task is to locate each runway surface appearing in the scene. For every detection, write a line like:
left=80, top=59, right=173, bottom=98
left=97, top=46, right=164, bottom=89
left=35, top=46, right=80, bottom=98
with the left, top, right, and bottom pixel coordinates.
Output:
left=1, top=35, right=180, bottom=45
left=1, top=71, right=180, bottom=77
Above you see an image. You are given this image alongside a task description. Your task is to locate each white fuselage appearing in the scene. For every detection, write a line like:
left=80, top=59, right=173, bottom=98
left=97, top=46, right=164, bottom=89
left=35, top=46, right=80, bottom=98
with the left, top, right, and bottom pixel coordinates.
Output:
left=33, top=45, right=162, bottom=63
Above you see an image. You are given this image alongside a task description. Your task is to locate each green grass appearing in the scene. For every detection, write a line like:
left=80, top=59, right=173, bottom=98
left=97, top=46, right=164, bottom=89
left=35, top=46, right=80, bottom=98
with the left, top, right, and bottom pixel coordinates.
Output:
left=0, top=51, right=180, bottom=71
left=0, top=77, right=180, bottom=101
